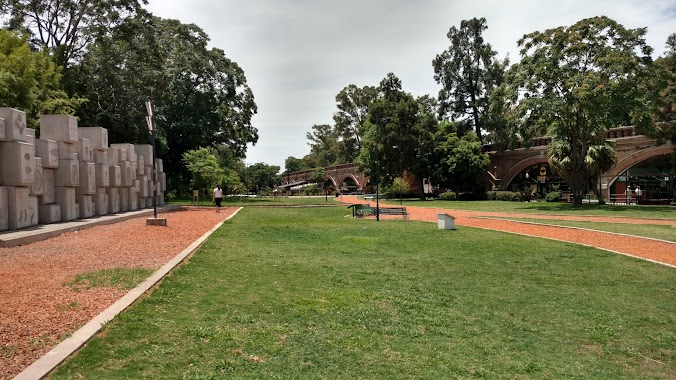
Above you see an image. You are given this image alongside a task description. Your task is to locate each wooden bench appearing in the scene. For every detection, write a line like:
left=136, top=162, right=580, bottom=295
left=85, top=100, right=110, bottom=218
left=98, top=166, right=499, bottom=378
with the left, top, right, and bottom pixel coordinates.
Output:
left=376, top=207, right=409, bottom=219
left=609, top=195, right=633, bottom=205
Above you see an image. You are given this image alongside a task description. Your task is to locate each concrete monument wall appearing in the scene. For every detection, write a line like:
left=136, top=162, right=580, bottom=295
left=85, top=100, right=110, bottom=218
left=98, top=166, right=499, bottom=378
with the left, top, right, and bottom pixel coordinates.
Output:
left=0, top=108, right=167, bottom=232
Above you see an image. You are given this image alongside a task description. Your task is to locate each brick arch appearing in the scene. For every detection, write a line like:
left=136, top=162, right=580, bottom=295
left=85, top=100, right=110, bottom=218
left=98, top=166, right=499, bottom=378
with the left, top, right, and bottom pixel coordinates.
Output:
left=605, top=143, right=674, bottom=188
left=501, top=155, right=549, bottom=190
left=337, top=173, right=362, bottom=189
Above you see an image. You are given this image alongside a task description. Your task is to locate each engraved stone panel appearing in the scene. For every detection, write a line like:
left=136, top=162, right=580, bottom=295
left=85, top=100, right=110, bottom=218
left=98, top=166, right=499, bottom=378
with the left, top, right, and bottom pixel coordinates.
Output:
left=107, top=187, right=120, bottom=213
left=30, top=157, right=44, bottom=196
left=76, top=195, right=95, bottom=218
left=94, top=150, right=108, bottom=165
left=0, top=187, right=7, bottom=231
left=57, top=141, right=76, bottom=160
left=40, top=115, right=78, bottom=143
left=110, top=143, right=136, bottom=162
left=55, top=186, right=77, bottom=221
left=76, top=138, right=91, bottom=162
left=41, top=169, right=56, bottom=204
left=109, top=166, right=121, bottom=187
left=0, top=108, right=28, bottom=142
left=78, top=127, right=108, bottom=150
left=55, top=159, right=80, bottom=187
left=38, top=203, right=61, bottom=224
left=94, top=187, right=108, bottom=216
left=8, top=186, right=36, bottom=230
left=95, top=164, right=110, bottom=187
left=0, top=141, right=35, bottom=186
left=35, top=139, right=59, bottom=168
left=107, top=147, right=119, bottom=166
left=119, top=148, right=127, bottom=163
left=77, top=162, right=96, bottom=195
left=120, top=162, right=133, bottom=187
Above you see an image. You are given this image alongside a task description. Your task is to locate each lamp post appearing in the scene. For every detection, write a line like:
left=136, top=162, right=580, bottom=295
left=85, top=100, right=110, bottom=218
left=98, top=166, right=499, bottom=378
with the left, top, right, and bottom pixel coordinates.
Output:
left=375, top=116, right=391, bottom=222
left=145, top=99, right=158, bottom=219
left=393, top=145, right=402, bottom=205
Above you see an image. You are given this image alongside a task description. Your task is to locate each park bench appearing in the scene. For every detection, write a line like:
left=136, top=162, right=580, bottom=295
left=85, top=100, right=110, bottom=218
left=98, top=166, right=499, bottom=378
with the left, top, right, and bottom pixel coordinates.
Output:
left=609, top=195, right=632, bottom=205
left=347, top=204, right=373, bottom=217
left=376, top=207, right=409, bottom=219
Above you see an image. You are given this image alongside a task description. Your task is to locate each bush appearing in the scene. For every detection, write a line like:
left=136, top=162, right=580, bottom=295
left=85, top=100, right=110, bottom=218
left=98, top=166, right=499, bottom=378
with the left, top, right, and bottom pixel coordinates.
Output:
left=486, top=191, right=523, bottom=202
left=439, top=192, right=458, bottom=201
left=545, top=191, right=562, bottom=202
left=458, top=192, right=487, bottom=201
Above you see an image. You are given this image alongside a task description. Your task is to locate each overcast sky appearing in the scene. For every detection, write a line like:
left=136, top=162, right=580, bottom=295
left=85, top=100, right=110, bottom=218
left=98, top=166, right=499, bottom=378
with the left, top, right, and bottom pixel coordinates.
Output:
left=146, top=0, right=676, bottom=171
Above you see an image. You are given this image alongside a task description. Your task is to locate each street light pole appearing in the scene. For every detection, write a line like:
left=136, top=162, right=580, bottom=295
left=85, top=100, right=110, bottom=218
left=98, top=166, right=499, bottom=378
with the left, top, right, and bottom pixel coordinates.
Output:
left=375, top=121, right=380, bottom=221
left=145, top=99, right=158, bottom=219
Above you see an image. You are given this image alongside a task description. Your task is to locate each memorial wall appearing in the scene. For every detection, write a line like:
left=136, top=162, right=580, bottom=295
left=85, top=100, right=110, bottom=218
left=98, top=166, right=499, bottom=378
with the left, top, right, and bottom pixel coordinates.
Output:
left=0, top=108, right=167, bottom=232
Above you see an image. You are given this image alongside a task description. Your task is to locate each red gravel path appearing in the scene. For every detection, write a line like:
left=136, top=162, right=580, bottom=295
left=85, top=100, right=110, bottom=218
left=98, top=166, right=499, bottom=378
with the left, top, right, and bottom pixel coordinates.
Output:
left=338, top=196, right=676, bottom=267
left=0, top=207, right=235, bottom=380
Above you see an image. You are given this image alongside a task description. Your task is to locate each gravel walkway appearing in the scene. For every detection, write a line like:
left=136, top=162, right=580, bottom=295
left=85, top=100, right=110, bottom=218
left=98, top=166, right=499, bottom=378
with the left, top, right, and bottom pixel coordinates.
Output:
left=338, top=196, right=676, bottom=267
left=0, top=207, right=235, bottom=380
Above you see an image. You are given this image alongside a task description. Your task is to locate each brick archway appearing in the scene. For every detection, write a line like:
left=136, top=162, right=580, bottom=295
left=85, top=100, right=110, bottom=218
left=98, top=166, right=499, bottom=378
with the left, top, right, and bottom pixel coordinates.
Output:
left=605, top=143, right=674, bottom=188
left=501, top=156, right=549, bottom=190
left=336, top=173, right=363, bottom=189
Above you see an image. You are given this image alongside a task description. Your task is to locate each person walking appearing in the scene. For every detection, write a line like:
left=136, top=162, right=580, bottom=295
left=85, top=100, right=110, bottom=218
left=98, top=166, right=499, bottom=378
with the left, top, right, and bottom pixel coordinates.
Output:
left=626, top=186, right=633, bottom=205
left=635, top=186, right=642, bottom=204
left=213, top=185, right=224, bottom=213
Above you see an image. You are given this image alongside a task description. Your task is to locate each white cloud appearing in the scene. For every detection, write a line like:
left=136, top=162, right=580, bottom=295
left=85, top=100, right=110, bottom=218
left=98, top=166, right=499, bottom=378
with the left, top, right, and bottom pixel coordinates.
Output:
left=147, top=0, right=676, bottom=171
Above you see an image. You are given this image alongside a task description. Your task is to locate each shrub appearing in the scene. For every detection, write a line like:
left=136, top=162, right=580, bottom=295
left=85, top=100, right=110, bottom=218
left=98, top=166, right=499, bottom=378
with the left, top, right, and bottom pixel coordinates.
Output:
left=545, top=191, right=562, bottom=202
left=439, top=192, right=458, bottom=201
left=486, top=191, right=523, bottom=201
left=458, top=192, right=487, bottom=201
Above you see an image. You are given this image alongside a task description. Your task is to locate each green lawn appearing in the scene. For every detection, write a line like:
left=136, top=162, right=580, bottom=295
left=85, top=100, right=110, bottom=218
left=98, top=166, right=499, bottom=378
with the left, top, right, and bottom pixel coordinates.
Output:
left=51, top=208, right=675, bottom=379
left=490, top=217, right=676, bottom=243
left=389, top=198, right=676, bottom=219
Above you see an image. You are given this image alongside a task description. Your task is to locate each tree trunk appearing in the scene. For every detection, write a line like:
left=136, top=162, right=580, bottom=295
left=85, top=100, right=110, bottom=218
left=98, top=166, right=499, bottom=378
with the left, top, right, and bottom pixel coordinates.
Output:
left=418, top=176, right=426, bottom=200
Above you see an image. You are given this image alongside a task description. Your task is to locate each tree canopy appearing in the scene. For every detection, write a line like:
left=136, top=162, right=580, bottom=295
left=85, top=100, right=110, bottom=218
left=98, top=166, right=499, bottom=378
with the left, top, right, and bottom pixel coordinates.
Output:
left=433, top=17, right=508, bottom=144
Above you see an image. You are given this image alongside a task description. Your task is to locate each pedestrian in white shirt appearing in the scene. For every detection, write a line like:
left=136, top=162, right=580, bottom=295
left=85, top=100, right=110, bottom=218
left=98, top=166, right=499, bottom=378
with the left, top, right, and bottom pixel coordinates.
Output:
left=213, top=185, right=224, bottom=213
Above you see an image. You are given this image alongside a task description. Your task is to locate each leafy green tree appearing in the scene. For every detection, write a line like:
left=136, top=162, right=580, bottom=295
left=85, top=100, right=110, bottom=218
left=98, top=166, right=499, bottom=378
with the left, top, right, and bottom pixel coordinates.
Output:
left=333, top=84, right=377, bottom=163
left=0, top=29, right=83, bottom=128
left=284, top=156, right=309, bottom=174
left=70, top=15, right=258, bottom=184
left=433, top=132, right=489, bottom=196
left=246, top=163, right=280, bottom=194
left=306, top=123, right=339, bottom=167
left=507, top=16, right=656, bottom=205
left=433, top=17, right=508, bottom=144
left=357, top=73, right=438, bottom=199
left=0, top=0, right=147, bottom=67
left=182, top=147, right=224, bottom=200
left=387, top=177, right=410, bottom=200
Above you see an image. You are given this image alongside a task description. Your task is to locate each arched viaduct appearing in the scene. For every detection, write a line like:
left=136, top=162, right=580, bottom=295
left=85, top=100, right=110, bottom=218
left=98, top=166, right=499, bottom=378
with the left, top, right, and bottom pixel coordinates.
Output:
left=284, top=126, right=673, bottom=201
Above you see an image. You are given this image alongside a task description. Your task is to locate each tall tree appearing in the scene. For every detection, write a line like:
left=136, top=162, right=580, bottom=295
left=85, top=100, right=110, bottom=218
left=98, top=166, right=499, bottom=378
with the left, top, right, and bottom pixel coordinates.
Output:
left=182, top=147, right=224, bottom=200
left=70, top=15, right=258, bottom=183
left=0, top=29, right=83, bottom=128
left=333, top=84, right=377, bottom=163
left=508, top=16, right=656, bottom=205
left=0, top=0, right=147, bottom=67
left=305, top=123, right=339, bottom=167
left=433, top=17, right=508, bottom=144
left=357, top=73, right=438, bottom=199
left=245, top=162, right=280, bottom=194
left=433, top=132, right=489, bottom=196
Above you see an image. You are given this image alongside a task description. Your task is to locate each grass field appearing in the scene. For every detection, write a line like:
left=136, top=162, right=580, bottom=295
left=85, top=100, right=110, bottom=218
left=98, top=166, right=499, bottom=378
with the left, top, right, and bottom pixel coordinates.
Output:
left=51, top=208, right=675, bottom=379
left=490, top=217, right=676, bottom=243
left=168, top=195, right=341, bottom=207
left=389, top=199, right=676, bottom=219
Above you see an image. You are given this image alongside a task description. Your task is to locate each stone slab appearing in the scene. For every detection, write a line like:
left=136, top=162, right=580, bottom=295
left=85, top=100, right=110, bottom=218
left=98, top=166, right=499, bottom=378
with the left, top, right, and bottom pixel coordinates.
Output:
left=25, top=134, right=36, bottom=157
left=76, top=138, right=91, bottom=162
left=110, top=143, right=136, bottom=162
left=0, top=108, right=28, bottom=142
left=94, top=187, right=108, bottom=216
left=40, top=115, right=78, bottom=143
left=94, top=150, right=108, bottom=165
left=41, top=169, right=56, bottom=205
left=38, top=204, right=61, bottom=224
left=8, top=187, right=37, bottom=230
left=30, top=158, right=44, bottom=196
left=76, top=195, right=95, bottom=218
left=120, top=162, right=133, bottom=187
left=57, top=141, right=76, bottom=160
left=137, top=175, right=148, bottom=197
left=55, top=159, right=80, bottom=187
left=55, top=186, right=77, bottom=221
left=134, top=144, right=153, bottom=164
left=146, top=218, right=167, bottom=226
left=78, top=127, right=108, bottom=150
left=0, top=141, right=36, bottom=186
left=95, top=164, right=110, bottom=187
left=130, top=191, right=138, bottom=210
left=109, top=166, right=121, bottom=187
left=77, top=162, right=96, bottom=195
left=35, top=139, right=59, bottom=168
left=107, top=187, right=120, bottom=213
left=0, top=187, right=7, bottom=231
left=161, top=172, right=166, bottom=192
left=155, top=159, right=163, bottom=173
left=120, top=187, right=130, bottom=212
left=136, top=155, right=145, bottom=175
left=107, top=147, right=119, bottom=166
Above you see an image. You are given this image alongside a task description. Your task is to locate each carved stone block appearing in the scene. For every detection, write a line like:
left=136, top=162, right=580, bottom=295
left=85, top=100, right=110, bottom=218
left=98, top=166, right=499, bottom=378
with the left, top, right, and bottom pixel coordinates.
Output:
left=77, top=162, right=96, bottom=195
left=0, top=141, right=36, bottom=186
left=55, top=159, right=80, bottom=187
left=35, top=139, right=59, bottom=168
left=40, top=115, right=78, bottom=143
left=78, top=127, right=108, bottom=150
left=0, top=108, right=28, bottom=142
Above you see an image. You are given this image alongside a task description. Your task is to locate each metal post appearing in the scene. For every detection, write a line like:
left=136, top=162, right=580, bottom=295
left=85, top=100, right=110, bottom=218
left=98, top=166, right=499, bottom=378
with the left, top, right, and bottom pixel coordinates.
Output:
left=375, top=122, right=380, bottom=222
left=146, top=100, right=158, bottom=219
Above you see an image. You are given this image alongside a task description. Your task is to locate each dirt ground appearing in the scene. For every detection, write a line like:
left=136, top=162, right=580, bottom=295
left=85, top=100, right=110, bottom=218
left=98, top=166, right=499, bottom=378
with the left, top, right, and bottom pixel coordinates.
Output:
left=1, top=201, right=674, bottom=379
left=0, top=207, right=235, bottom=380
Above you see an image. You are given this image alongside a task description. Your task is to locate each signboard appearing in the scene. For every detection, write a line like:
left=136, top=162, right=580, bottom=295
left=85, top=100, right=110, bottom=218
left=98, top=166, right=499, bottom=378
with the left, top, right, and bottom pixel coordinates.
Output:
left=193, top=190, right=199, bottom=197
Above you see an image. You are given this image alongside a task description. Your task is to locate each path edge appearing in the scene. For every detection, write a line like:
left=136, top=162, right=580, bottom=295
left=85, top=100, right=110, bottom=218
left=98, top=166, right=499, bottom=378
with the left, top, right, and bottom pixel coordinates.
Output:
left=13, top=207, right=244, bottom=380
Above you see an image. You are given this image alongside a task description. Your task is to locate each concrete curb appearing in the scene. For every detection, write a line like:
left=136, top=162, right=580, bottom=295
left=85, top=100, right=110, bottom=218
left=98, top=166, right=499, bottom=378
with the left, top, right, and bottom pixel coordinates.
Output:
left=0, top=205, right=183, bottom=248
left=12, top=207, right=243, bottom=380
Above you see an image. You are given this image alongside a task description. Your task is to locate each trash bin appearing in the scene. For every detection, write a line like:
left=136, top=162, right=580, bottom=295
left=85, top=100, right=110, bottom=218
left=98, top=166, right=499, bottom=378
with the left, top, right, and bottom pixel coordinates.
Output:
left=437, top=213, right=455, bottom=230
